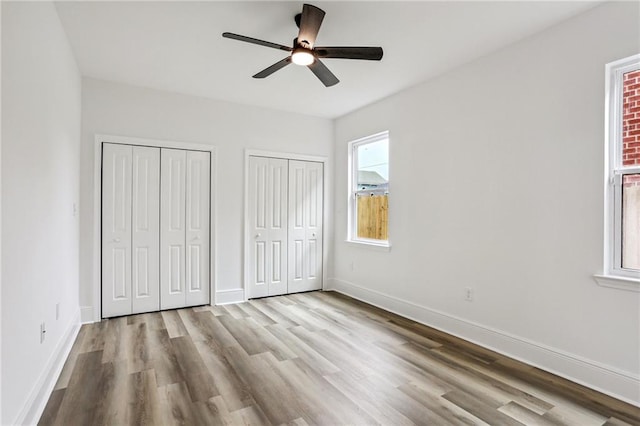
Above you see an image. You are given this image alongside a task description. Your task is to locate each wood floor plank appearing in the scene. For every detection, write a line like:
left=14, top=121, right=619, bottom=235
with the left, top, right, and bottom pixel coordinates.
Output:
left=39, top=291, right=640, bottom=426
left=158, top=382, right=197, bottom=425
left=498, top=401, right=557, bottom=426
left=101, top=316, right=128, bottom=364
left=442, top=389, right=525, bottom=426
left=127, top=311, right=166, bottom=331
left=429, top=345, right=554, bottom=414
left=288, top=326, right=374, bottom=380
left=128, top=369, right=163, bottom=425
left=37, top=389, right=65, bottom=426
left=52, top=324, right=88, bottom=390
left=236, top=301, right=277, bottom=326
left=324, top=371, right=415, bottom=426
left=604, top=417, right=636, bottom=426
left=363, top=371, right=459, bottom=425
left=270, top=356, right=378, bottom=425
left=171, top=335, right=219, bottom=402
left=264, top=323, right=340, bottom=376
left=397, top=381, right=488, bottom=425
left=126, top=322, right=154, bottom=374
left=229, top=404, right=274, bottom=426
left=179, top=309, right=231, bottom=344
left=51, top=350, right=105, bottom=426
left=191, top=395, right=231, bottom=425
left=161, top=310, right=188, bottom=338
left=78, top=320, right=108, bottom=353
left=217, top=314, right=269, bottom=356
left=248, top=299, right=300, bottom=328
left=221, top=303, right=249, bottom=319
left=222, top=346, right=305, bottom=425
left=149, top=328, right=184, bottom=387
left=194, top=339, right=255, bottom=412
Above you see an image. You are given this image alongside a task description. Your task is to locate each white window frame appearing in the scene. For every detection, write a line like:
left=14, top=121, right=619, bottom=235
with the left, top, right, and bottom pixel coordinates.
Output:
left=597, top=54, right=640, bottom=290
left=347, top=131, right=390, bottom=249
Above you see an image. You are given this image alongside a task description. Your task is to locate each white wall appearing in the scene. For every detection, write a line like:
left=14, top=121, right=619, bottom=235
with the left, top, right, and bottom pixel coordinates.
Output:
left=1, top=2, right=82, bottom=424
left=80, top=78, right=333, bottom=319
left=0, top=2, right=3, bottom=422
left=332, top=1, right=640, bottom=404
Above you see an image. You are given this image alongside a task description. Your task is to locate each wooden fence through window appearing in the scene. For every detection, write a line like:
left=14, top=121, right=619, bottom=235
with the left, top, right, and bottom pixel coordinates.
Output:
left=357, top=194, right=388, bottom=240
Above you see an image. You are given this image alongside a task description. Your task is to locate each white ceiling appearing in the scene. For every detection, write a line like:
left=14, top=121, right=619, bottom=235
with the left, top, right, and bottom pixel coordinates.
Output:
left=54, top=1, right=598, bottom=119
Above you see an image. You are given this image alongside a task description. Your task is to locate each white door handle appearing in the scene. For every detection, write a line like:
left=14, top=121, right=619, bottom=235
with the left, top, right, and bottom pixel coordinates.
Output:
left=312, top=233, right=316, bottom=237
left=112, top=238, right=120, bottom=243
left=255, top=233, right=261, bottom=238
left=192, top=236, right=200, bottom=241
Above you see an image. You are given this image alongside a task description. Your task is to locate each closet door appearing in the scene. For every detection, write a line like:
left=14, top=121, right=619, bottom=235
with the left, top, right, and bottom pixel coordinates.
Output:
left=160, top=149, right=187, bottom=310
left=131, top=146, right=160, bottom=314
left=185, top=151, right=210, bottom=306
left=247, top=156, right=288, bottom=298
left=102, top=143, right=133, bottom=317
left=288, top=160, right=323, bottom=293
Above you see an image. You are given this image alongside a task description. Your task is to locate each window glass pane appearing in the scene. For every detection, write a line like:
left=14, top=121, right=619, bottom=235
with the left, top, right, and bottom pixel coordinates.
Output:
left=622, top=70, right=640, bottom=167
left=622, top=173, right=640, bottom=270
left=356, top=140, right=388, bottom=191
left=357, top=194, right=388, bottom=240
left=355, top=138, right=388, bottom=241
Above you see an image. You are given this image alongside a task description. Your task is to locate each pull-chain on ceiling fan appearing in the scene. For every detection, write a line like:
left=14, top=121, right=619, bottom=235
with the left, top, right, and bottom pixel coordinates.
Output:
left=222, top=3, right=383, bottom=87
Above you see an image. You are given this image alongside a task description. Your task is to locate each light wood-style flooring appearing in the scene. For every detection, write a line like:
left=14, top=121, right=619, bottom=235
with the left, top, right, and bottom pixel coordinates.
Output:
left=39, top=291, right=640, bottom=425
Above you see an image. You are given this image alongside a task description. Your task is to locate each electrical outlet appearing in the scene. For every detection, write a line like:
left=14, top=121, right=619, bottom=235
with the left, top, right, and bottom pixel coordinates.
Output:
left=40, top=322, right=46, bottom=343
left=464, top=287, right=474, bottom=301
left=56, top=303, right=60, bottom=320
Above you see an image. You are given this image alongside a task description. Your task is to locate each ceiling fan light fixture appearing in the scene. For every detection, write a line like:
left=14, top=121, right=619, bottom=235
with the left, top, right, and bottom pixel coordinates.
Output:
left=291, top=48, right=315, bottom=66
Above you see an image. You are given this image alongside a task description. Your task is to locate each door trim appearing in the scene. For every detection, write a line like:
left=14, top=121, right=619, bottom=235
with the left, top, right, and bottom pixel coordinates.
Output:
left=244, top=149, right=329, bottom=302
left=93, top=134, right=217, bottom=322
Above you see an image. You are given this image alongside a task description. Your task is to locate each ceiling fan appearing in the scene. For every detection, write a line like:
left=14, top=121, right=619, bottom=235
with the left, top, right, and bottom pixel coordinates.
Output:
left=222, top=3, right=383, bottom=87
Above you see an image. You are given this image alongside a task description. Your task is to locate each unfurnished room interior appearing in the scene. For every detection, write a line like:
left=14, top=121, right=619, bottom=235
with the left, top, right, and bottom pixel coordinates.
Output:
left=1, top=1, right=640, bottom=425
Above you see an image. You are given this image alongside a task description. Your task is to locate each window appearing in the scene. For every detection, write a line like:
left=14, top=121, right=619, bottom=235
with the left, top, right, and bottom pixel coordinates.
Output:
left=348, top=131, right=389, bottom=246
left=604, top=54, right=640, bottom=281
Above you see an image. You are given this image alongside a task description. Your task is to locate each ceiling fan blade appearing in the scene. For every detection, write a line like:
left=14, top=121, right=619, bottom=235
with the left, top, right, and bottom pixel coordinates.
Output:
left=297, top=4, right=325, bottom=48
left=308, top=59, right=339, bottom=87
left=315, top=46, right=383, bottom=61
left=253, top=57, right=292, bottom=79
left=222, top=32, right=292, bottom=52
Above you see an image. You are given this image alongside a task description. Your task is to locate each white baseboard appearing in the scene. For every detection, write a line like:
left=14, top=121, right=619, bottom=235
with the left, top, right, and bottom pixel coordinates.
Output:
left=215, top=288, right=245, bottom=305
left=13, top=310, right=81, bottom=425
left=327, top=278, right=640, bottom=407
left=80, top=305, right=94, bottom=323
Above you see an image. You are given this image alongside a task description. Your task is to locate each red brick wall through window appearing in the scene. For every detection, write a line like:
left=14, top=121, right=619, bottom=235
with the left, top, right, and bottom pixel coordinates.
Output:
left=623, top=70, right=640, bottom=167
left=623, top=70, right=640, bottom=187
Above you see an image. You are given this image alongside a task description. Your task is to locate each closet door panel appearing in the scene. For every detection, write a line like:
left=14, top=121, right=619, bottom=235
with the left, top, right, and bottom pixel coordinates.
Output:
left=248, top=157, right=269, bottom=298
left=288, top=160, right=323, bottom=293
left=161, top=149, right=187, bottom=310
left=185, top=150, right=210, bottom=306
left=102, top=143, right=133, bottom=317
left=306, top=162, right=323, bottom=286
left=267, top=159, right=288, bottom=296
left=247, top=157, right=288, bottom=298
left=131, top=146, right=160, bottom=314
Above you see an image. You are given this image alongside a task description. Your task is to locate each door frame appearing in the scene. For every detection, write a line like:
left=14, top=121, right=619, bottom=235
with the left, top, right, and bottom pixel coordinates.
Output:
left=93, top=134, right=217, bottom=322
left=244, top=149, right=329, bottom=301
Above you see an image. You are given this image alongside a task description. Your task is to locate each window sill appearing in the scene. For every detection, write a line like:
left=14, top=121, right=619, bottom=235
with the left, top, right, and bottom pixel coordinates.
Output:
left=345, top=239, right=391, bottom=252
left=593, top=274, right=640, bottom=292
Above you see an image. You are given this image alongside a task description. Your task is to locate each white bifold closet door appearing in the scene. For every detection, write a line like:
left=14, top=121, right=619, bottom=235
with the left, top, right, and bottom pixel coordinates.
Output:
left=160, top=149, right=211, bottom=310
left=102, top=144, right=160, bottom=317
left=102, top=144, right=210, bottom=318
left=247, top=156, right=323, bottom=299
left=288, top=160, right=323, bottom=293
left=247, top=157, right=289, bottom=298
